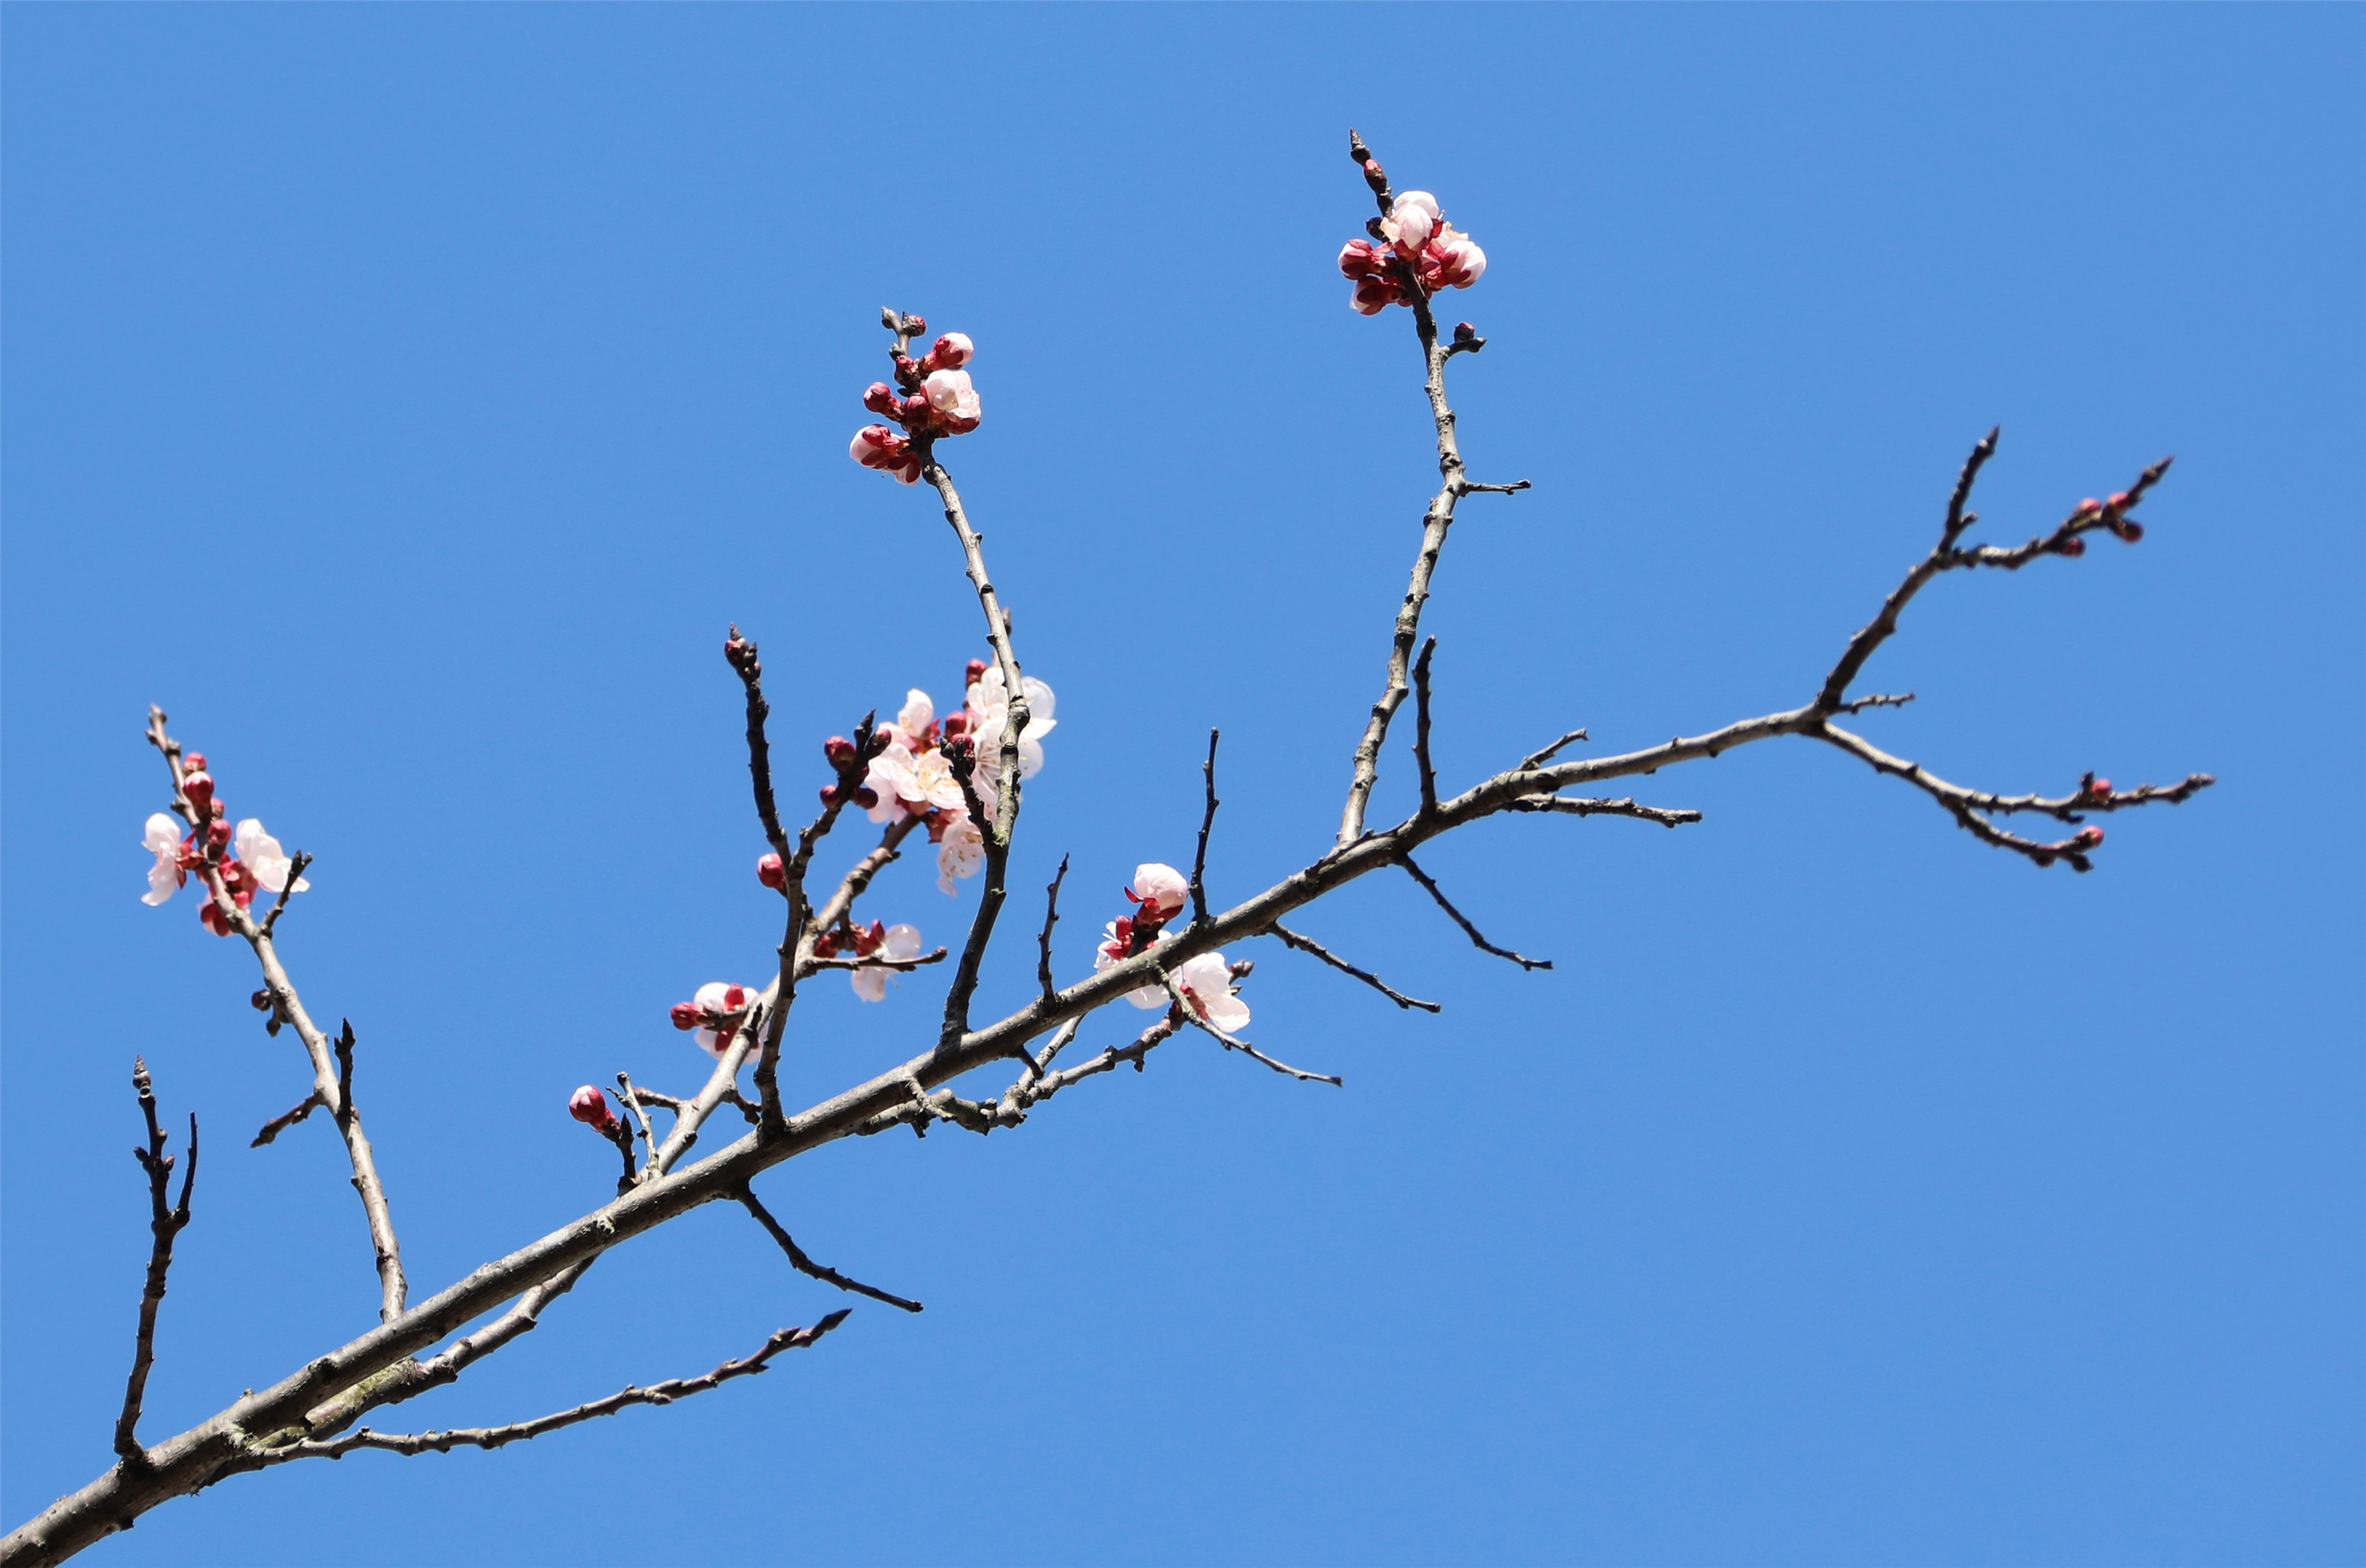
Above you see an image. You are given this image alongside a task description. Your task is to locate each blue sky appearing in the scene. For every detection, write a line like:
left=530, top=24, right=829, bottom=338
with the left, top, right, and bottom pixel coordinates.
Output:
left=5, top=6, right=2360, bottom=1565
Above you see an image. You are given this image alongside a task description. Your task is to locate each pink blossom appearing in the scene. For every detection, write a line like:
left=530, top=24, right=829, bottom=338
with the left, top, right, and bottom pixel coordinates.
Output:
left=233, top=819, right=310, bottom=895
left=1429, top=226, right=1486, bottom=289
left=681, top=981, right=759, bottom=1058
left=850, top=923, right=923, bottom=1002
left=923, top=368, right=981, bottom=433
left=920, top=332, right=973, bottom=371
left=1127, top=862, right=1189, bottom=920
left=865, top=741, right=967, bottom=821
left=850, top=424, right=921, bottom=484
left=1383, top=190, right=1439, bottom=256
left=1094, top=919, right=1174, bottom=1010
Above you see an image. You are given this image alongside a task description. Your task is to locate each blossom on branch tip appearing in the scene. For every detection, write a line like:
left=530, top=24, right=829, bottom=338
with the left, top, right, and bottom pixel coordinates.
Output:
left=568, top=1085, right=619, bottom=1134
left=1338, top=191, right=1485, bottom=312
left=849, top=923, right=922, bottom=1002
left=233, top=819, right=309, bottom=894
left=140, top=812, right=187, bottom=905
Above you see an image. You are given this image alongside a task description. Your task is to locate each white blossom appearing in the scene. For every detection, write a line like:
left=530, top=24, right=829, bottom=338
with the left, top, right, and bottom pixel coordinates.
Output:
left=893, top=688, right=935, bottom=741
left=1384, top=190, right=1439, bottom=253
left=936, top=817, right=984, bottom=894
left=692, top=980, right=758, bottom=1058
left=140, top=812, right=184, bottom=906
left=1094, top=920, right=1173, bottom=1010
left=965, top=666, right=1056, bottom=780
left=1175, top=950, right=1250, bottom=1033
left=850, top=923, right=922, bottom=1002
left=923, top=368, right=980, bottom=424
left=233, top=819, right=311, bottom=895
left=1129, top=862, right=1189, bottom=920
left=866, top=741, right=966, bottom=820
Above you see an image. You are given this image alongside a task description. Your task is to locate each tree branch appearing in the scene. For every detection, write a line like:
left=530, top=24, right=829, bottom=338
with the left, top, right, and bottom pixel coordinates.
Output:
left=1036, top=855, right=1068, bottom=1006
left=1412, top=637, right=1440, bottom=819
left=1396, top=853, right=1552, bottom=971
left=1189, top=730, right=1220, bottom=931
left=1504, top=795, right=1703, bottom=828
left=114, top=1059, right=196, bottom=1462
left=734, top=1186, right=923, bottom=1314
left=1263, top=923, right=1440, bottom=1013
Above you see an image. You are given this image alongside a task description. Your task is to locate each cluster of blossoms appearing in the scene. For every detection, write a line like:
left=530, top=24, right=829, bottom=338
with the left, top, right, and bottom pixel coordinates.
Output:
left=1091, top=862, right=1251, bottom=1032
left=849, top=324, right=980, bottom=484
left=136, top=756, right=309, bottom=935
left=827, top=657, right=1058, bottom=894
left=814, top=920, right=924, bottom=1002
left=1337, top=189, right=1486, bottom=315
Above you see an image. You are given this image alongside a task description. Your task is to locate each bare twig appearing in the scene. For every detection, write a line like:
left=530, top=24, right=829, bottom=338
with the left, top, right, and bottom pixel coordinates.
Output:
left=1519, top=728, right=1589, bottom=771
left=1504, top=795, right=1704, bottom=829
left=735, top=1186, right=922, bottom=1314
left=249, top=1092, right=323, bottom=1149
left=115, top=1059, right=196, bottom=1462
left=1036, top=855, right=1068, bottom=1006
left=256, top=1312, right=852, bottom=1464
left=1412, top=638, right=1440, bottom=818
left=1397, top=853, right=1552, bottom=971
left=260, top=850, right=309, bottom=937
left=614, top=1075, right=662, bottom=1182
left=1161, top=973, right=1342, bottom=1087
left=1265, top=923, right=1440, bottom=1013
left=724, top=626, right=791, bottom=859
left=1190, top=730, right=1220, bottom=931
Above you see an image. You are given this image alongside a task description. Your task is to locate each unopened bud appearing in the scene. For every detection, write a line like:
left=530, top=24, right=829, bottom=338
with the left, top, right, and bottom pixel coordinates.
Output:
left=2116, top=520, right=2144, bottom=543
left=940, top=709, right=971, bottom=741
left=199, top=900, right=233, bottom=937
left=724, top=627, right=758, bottom=674
left=862, top=382, right=902, bottom=418
left=2084, top=775, right=2113, bottom=800
left=2059, top=537, right=2086, bottom=558
left=823, top=735, right=857, bottom=766
left=569, top=1085, right=618, bottom=1131
left=1453, top=321, right=1477, bottom=341
left=2078, top=497, right=2102, bottom=515
left=181, top=771, right=215, bottom=812
left=183, top=752, right=207, bottom=771
left=233, top=890, right=253, bottom=909
left=756, top=851, right=786, bottom=890
left=902, top=314, right=926, bottom=338
left=2106, top=491, right=2131, bottom=511
left=819, top=782, right=843, bottom=807
left=251, top=988, right=273, bottom=1012
left=853, top=785, right=879, bottom=809
left=2073, top=826, right=2105, bottom=849
left=669, top=1001, right=702, bottom=1031
left=965, top=658, right=988, bottom=686
left=207, top=818, right=233, bottom=849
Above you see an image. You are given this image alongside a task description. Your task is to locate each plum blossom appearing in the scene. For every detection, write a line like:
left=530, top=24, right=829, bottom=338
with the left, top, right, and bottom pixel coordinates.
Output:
left=1126, top=862, right=1189, bottom=922
left=965, top=664, right=1056, bottom=782
left=140, top=812, right=187, bottom=905
left=671, top=981, right=759, bottom=1058
left=890, top=689, right=935, bottom=747
left=849, top=324, right=983, bottom=480
left=1338, top=189, right=1486, bottom=315
left=1173, top=950, right=1250, bottom=1033
left=865, top=737, right=967, bottom=822
left=935, top=817, right=983, bottom=894
left=849, top=923, right=923, bottom=1002
left=1095, top=918, right=1174, bottom=1010
left=568, top=1085, right=619, bottom=1134
left=233, top=819, right=310, bottom=895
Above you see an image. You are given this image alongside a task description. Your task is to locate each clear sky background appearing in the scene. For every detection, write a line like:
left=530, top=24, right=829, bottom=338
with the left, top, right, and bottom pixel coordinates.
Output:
left=5, top=7, right=2360, bottom=1566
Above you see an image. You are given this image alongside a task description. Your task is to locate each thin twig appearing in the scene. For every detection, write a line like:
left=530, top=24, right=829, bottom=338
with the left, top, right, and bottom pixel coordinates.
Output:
left=1190, top=730, right=1220, bottom=931
left=1412, top=638, right=1440, bottom=818
left=1160, top=973, right=1342, bottom=1086
left=256, top=1312, right=852, bottom=1463
left=1504, top=795, right=1703, bottom=829
left=115, top=1058, right=196, bottom=1462
left=1036, top=855, right=1069, bottom=1006
left=1397, top=853, right=1552, bottom=971
left=735, top=1186, right=922, bottom=1314
left=1265, top=923, right=1440, bottom=1013
left=614, top=1075, right=662, bottom=1182
left=724, top=625, right=791, bottom=858
left=1519, top=728, right=1590, bottom=771
left=250, top=1092, right=323, bottom=1148
left=260, top=850, right=310, bottom=937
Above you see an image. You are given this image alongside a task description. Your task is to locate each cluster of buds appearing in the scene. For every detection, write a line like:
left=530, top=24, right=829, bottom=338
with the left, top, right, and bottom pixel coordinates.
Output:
left=834, top=657, right=1056, bottom=894
left=669, top=981, right=759, bottom=1058
left=814, top=919, right=924, bottom=1002
left=1088, top=863, right=1247, bottom=1029
left=2058, top=492, right=2147, bottom=558
left=849, top=323, right=980, bottom=484
left=1338, top=189, right=1487, bottom=315
left=567, top=1084, right=621, bottom=1136
left=137, top=752, right=309, bottom=935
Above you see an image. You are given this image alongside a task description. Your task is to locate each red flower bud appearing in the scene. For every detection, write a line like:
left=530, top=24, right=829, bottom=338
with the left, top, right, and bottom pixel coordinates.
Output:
left=181, top=771, right=215, bottom=812
left=2084, top=775, right=2113, bottom=800
left=862, top=382, right=902, bottom=418
left=901, top=314, right=925, bottom=338
left=756, top=851, right=786, bottom=890
left=2073, top=826, right=2105, bottom=849
left=207, top=817, right=233, bottom=849
left=2078, top=497, right=2102, bottom=515
left=251, top=988, right=273, bottom=1012
left=823, top=735, right=857, bottom=766
left=183, top=752, right=207, bottom=771
left=670, top=1001, right=702, bottom=1031
left=2106, top=491, right=2130, bottom=511
left=853, top=785, right=879, bottom=809
left=2058, top=537, right=2086, bottom=558
left=198, top=900, right=234, bottom=937
left=819, top=782, right=843, bottom=807
left=965, top=658, right=988, bottom=686
left=569, top=1085, right=618, bottom=1132
left=2116, top=521, right=2144, bottom=543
